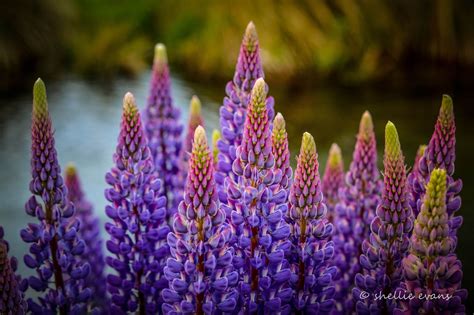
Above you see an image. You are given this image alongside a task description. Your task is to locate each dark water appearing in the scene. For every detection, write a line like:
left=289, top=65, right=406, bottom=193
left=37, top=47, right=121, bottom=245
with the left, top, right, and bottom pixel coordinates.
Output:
left=1, top=72, right=473, bottom=306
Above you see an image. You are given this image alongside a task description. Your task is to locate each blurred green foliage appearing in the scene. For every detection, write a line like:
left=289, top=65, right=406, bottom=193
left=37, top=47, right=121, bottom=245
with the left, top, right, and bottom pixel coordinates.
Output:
left=1, top=0, right=473, bottom=89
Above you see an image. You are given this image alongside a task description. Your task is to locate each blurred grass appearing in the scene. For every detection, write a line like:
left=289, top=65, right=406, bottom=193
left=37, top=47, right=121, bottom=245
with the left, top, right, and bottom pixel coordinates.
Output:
left=1, top=0, right=474, bottom=90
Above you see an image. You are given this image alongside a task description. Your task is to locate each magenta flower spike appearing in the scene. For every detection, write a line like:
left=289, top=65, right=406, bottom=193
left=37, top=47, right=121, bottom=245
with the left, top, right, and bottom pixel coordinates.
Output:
left=21, top=79, right=92, bottom=314
left=216, top=22, right=275, bottom=203
left=105, top=93, right=170, bottom=314
left=178, top=96, right=204, bottom=187
left=321, top=143, right=344, bottom=221
left=287, top=133, right=336, bottom=313
left=1, top=227, right=27, bottom=315
left=410, top=95, right=462, bottom=236
left=144, top=43, right=184, bottom=220
left=162, top=126, right=238, bottom=314
left=398, top=168, right=467, bottom=313
left=331, top=111, right=382, bottom=313
left=272, top=113, right=292, bottom=191
left=223, top=78, right=291, bottom=313
left=354, top=122, right=413, bottom=314
left=212, top=129, right=221, bottom=167
left=65, top=164, right=107, bottom=310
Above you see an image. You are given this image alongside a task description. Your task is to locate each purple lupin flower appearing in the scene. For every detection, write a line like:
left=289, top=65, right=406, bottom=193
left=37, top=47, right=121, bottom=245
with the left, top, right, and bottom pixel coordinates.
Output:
left=65, top=164, right=107, bottom=310
left=144, top=43, right=184, bottom=220
left=21, top=79, right=92, bottom=314
left=397, top=168, right=467, bottom=314
left=162, top=126, right=238, bottom=314
left=1, top=227, right=27, bottom=315
left=272, top=112, right=292, bottom=191
left=353, top=121, right=413, bottom=315
left=332, top=111, right=382, bottom=314
left=216, top=22, right=275, bottom=203
left=409, top=95, right=462, bottom=236
left=287, top=132, right=336, bottom=313
left=105, top=92, right=170, bottom=314
left=212, top=129, right=221, bottom=168
left=178, top=96, right=204, bottom=183
left=321, top=143, right=344, bottom=221
left=224, top=78, right=291, bottom=313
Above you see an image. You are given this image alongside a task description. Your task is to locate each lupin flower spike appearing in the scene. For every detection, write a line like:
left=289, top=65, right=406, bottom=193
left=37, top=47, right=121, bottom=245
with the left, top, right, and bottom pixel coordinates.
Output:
left=332, top=111, right=382, bottom=314
left=410, top=95, right=462, bottom=236
left=321, top=143, right=344, bottom=221
left=162, top=126, right=238, bottom=314
left=398, top=168, right=467, bottom=313
left=354, top=121, right=413, bottom=314
left=212, top=129, right=221, bottom=167
left=21, top=79, right=92, bottom=314
left=144, top=43, right=184, bottom=220
left=224, top=78, right=291, bottom=313
left=178, top=96, right=204, bottom=186
left=216, top=22, right=275, bottom=203
left=105, top=92, right=170, bottom=314
left=272, top=112, right=292, bottom=191
left=287, top=132, right=336, bottom=313
left=65, top=164, right=107, bottom=310
left=1, top=227, right=27, bottom=315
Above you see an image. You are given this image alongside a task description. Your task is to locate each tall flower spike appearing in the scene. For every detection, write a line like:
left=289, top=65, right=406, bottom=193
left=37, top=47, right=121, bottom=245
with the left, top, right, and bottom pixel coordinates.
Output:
left=1, top=227, right=27, bottom=315
left=65, top=164, right=107, bottom=311
left=272, top=112, right=292, bottom=191
left=216, top=22, right=275, bottom=203
left=398, top=169, right=467, bottom=313
left=162, top=126, right=238, bottom=314
left=144, top=43, right=184, bottom=221
left=332, top=111, right=382, bottom=314
left=354, top=121, right=413, bottom=314
left=212, top=129, right=221, bottom=167
left=321, top=143, right=344, bottom=221
left=287, top=133, right=336, bottom=313
left=410, top=95, right=462, bottom=237
left=178, top=96, right=204, bottom=187
left=224, top=78, right=291, bottom=313
left=105, top=92, right=170, bottom=314
left=21, top=79, right=92, bottom=314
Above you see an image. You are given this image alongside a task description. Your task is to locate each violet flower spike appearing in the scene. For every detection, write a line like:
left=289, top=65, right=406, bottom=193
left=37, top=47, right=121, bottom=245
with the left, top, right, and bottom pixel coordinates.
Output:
left=1, top=226, right=27, bottom=315
left=287, top=132, right=336, bottom=313
left=21, top=79, right=92, bottom=314
left=272, top=112, right=292, bottom=192
left=216, top=22, right=275, bottom=203
left=332, top=111, right=382, bottom=314
left=162, top=126, right=238, bottom=314
left=65, top=164, right=107, bottom=311
left=354, top=121, right=413, bottom=315
left=321, top=143, right=344, bottom=221
left=144, top=43, right=184, bottom=220
left=398, top=168, right=467, bottom=313
left=224, top=78, right=291, bottom=313
left=105, top=92, right=170, bottom=314
left=409, top=95, right=462, bottom=237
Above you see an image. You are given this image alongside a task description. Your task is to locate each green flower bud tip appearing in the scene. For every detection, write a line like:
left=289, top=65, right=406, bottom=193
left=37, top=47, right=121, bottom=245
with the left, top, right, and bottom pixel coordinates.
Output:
left=301, top=132, right=316, bottom=157
left=359, top=110, right=374, bottom=140
left=439, top=94, right=454, bottom=126
left=193, top=125, right=209, bottom=163
left=154, top=43, right=168, bottom=65
left=250, top=78, right=267, bottom=112
left=65, top=163, right=77, bottom=177
left=212, top=129, right=221, bottom=161
left=123, top=92, right=138, bottom=117
left=328, top=143, right=343, bottom=169
left=385, top=121, right=402, bottom=160
left=194, top=125, right=208, bottom=149
left=190, top=95, right=201, bottom=117
left=424, top=168, right=447, bottom=210
left=416, top=145, right=427, bottom=159
left=33, top=78, right=48, bottom=118
left=244, top=21, right=258, bottom=52
left=273, top=112, right=286, bottom=131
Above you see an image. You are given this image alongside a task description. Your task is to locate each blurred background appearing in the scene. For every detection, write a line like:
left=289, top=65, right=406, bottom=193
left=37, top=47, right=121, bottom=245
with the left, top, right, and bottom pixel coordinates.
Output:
left=0, top=0, right=473, bottom=309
